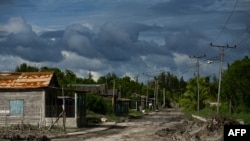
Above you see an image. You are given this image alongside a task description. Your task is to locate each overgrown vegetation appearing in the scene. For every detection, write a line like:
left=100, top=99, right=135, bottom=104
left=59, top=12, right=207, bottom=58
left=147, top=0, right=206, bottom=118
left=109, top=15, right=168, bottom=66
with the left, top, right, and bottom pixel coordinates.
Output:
left=221, top=56, right=250, bottom=113
left=86, top=93, right=112, bottom=115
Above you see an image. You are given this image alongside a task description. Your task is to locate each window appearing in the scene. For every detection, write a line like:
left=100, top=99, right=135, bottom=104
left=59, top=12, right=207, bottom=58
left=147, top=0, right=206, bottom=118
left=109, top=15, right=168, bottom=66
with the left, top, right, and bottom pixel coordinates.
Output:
left=10, top=100, right=24, bottom=115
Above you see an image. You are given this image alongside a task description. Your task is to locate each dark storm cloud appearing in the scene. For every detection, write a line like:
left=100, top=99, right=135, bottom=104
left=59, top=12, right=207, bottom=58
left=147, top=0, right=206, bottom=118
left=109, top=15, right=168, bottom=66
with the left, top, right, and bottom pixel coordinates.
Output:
left=0, top=0, right=13, bottom=5
left=150, top=0, right=215, bottom=15
left=0, top=0, right=249, bottom=81
left=0, top=17, right=170, bottom=64
left=61, top=24, right=97, bottom=58
left=39, top=30, right=64, bottom=39
left=0, top=17, right=63, bottom=62
left=93, top=22, right=168, bottom=61
left=163, top=28, right=210, bottom=55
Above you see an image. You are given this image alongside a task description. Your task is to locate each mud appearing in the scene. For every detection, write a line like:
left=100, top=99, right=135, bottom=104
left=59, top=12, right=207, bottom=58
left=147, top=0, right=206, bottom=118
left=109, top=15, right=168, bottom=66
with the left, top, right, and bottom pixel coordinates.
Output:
left=0, top=108, right=240, bottom=141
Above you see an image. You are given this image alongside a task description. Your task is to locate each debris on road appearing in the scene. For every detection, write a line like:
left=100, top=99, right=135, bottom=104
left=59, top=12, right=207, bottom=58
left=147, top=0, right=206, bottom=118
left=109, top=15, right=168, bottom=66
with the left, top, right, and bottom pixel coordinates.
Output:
left=0, top=109, right=242, bottom=141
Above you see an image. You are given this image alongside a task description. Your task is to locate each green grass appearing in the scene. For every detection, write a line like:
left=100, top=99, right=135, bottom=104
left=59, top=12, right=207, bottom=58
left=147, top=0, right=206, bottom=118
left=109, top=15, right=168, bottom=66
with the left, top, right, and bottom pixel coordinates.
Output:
left=183, top=108, right=250, bottom=124
left=128, top=109, right=143, bottom=119
left=105, top=113, right=119, bottom=121
left=232, top=113, right=250, bottom=124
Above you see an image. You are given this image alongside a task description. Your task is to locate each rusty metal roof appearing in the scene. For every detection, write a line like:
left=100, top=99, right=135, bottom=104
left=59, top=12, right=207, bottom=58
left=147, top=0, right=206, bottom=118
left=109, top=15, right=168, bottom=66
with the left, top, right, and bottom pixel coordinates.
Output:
left=0, top=72, right=54, bottom=89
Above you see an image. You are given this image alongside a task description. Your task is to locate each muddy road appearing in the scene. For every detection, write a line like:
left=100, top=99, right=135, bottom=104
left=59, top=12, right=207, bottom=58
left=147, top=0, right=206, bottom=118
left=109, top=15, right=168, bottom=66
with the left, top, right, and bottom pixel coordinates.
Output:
left=50, top=108, right=225, bottom=141
left=1, top=108, right=233, bottom=141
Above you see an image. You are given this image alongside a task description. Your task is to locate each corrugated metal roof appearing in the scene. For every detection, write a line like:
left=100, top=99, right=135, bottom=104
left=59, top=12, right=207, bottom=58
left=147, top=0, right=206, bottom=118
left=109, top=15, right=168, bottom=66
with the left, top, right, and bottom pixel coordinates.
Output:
left=0, top=72, right=54, bottom=89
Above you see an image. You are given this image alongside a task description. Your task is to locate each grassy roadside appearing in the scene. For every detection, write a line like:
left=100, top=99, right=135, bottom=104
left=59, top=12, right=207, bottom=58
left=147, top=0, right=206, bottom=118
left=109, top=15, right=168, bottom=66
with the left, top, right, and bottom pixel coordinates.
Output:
left=183, top=108, right=250, bottom=124
left=128, top=109, right=144, bottom=119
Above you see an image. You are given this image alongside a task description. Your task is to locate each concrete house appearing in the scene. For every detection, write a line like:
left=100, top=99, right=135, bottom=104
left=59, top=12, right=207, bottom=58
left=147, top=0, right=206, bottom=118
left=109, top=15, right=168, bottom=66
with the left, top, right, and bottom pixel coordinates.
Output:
left=0, top=72, right=87, bottom=128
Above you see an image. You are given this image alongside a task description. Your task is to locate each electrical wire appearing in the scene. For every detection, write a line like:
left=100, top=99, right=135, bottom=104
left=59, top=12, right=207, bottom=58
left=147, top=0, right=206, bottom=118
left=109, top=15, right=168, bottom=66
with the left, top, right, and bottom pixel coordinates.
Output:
left=236, top=35, right=250, bottom=47
left=231, top=27, right=248, bottom=45
left=213, top=0, right=238, bottom=43
left=141, top=0, right=242, bottom=82
left=140, top=61, right=197, bottom=81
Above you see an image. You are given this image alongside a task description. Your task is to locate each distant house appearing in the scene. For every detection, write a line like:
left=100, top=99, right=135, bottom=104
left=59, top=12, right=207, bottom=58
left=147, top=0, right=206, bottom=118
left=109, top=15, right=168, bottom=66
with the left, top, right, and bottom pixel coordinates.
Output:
left=116, top=98, right=130, bottom=116
left=70, top=84, right=130, bottom=115
left=0, top=72, right=87, bottom=128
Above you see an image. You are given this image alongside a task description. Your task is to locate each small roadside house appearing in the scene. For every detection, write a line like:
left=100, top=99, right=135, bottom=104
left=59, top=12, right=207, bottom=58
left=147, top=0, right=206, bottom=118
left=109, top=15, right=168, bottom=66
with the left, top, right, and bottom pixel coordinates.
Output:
left=115, top=98, right=130, bottom=116
left=0, top=72, right=87, bottom=128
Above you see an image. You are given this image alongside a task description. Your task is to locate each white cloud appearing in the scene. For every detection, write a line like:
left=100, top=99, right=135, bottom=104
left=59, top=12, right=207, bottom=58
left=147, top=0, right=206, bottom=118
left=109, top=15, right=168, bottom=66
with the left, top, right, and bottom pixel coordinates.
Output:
left=82, top=23, right=94, bottom=30
left=1, top=17, right=32, bottom=34
left=173, top=52, right=190, bottom=66
left=60, top=50, right=106, bottom=71
left=0, top=55, right=32, bottom=71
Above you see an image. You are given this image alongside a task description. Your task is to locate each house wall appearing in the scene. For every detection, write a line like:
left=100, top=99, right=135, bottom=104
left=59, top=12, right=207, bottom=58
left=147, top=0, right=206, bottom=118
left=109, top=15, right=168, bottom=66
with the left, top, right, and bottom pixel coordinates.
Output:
left=0, top=90, right=45, bottom=126
left=45, top=117, right=77, bottom=128
left=0, top=90, right=87, bottom=128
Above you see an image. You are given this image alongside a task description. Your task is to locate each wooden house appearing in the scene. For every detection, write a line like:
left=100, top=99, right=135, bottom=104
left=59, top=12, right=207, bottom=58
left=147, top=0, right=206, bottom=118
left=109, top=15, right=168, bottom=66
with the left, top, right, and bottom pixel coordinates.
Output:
left=0, top=72, right=87, bottom=128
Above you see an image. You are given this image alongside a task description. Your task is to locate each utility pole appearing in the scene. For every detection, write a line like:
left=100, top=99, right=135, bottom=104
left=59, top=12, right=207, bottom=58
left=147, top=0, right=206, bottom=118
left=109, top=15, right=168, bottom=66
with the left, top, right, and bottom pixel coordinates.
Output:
left=156, top=80, right=159, bottom=109
left=143, top=73, right=153, bottom=109
left=154, top=80, right=158, bottom=110
left=112, top=79, right=116, bottom=107
left=210, top=43, right=236, bottom=114
left=146, top=75, right=149, bottom=109
left=189, top=54, right=206, bottom=112
left=154, top=80, right=156, bottom=110
left=162, top=88, right=165, bottom=107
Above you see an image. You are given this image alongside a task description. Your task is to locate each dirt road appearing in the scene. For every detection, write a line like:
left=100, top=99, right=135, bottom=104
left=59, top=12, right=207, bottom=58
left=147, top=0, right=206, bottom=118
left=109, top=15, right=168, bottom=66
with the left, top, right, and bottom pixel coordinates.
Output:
left=1, top=108, right=229, bottom=141
left=50, top=108, right=224, bottom=141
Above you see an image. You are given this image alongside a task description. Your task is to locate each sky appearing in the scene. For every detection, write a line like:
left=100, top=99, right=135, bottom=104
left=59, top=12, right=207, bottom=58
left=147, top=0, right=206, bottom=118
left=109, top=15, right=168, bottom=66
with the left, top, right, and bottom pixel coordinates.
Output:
left=0, top=0, right=249, bottom=83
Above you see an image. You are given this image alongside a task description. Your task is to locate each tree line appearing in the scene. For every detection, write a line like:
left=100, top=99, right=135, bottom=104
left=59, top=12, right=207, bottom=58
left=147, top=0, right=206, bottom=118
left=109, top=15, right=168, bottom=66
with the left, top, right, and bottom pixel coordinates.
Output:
left=14, top=56, right=250, bottom=114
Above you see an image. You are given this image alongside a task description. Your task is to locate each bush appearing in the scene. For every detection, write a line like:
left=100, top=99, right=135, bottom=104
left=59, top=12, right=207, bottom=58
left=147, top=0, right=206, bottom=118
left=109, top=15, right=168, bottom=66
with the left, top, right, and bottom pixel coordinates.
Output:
left=86, top=93, right=112, bottom=115
left=179, top=98, right=196, bottom=111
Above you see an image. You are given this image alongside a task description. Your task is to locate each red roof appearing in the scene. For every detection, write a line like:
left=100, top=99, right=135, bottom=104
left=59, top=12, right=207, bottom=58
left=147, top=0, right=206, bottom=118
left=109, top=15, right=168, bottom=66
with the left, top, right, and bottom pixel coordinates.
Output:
left=0, top=72, right=54, bottom=89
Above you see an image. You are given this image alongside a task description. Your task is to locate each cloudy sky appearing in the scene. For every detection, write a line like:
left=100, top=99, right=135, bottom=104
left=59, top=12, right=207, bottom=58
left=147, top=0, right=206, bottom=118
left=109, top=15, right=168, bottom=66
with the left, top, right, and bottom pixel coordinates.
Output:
left=0, top=0, right=249, bottom=83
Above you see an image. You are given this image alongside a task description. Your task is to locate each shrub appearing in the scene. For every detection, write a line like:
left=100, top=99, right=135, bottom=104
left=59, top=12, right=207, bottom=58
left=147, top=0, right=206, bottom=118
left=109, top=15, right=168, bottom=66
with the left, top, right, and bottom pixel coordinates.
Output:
left=86, top=93, right=112, bottom=115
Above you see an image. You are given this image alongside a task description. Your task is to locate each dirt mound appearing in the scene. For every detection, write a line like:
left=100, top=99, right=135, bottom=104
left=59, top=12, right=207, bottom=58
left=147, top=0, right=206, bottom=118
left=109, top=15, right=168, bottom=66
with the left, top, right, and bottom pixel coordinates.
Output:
left=0, top=124, right=51, bottom=141
left=155, top=114, right=241, bottom=141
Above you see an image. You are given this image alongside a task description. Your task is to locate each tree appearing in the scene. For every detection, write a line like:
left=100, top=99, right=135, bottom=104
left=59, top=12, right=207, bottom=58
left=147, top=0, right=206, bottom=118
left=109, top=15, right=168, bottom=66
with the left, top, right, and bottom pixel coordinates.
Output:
left=208, top=74, right=219, bottom=101
left=221, top=56, right=250, bottom=113
left=81, top=71, right=95, bottom=84
left=153, top=72, right=187, bottom=106
left=179, top=77, right=209, bottom=111
left=15, top=63, right=39, bottom=72
left=64, top=69, right=77, bottom=85
left=40, top=66, right=65, bottom=87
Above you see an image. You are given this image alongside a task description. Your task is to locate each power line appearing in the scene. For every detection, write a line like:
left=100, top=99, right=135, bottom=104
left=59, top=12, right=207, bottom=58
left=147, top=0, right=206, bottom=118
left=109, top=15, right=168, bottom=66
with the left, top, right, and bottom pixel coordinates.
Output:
left=236, top=36, right=250, bottom=47
left=213, top=0, right=238, bottom=43
left=231, top=27, right=248, bottom=45
left=210, top=42, right=236, bottom=114
left=219, top=31, right=250, bottom=64
left=141, top=62, right=195, bottom=77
